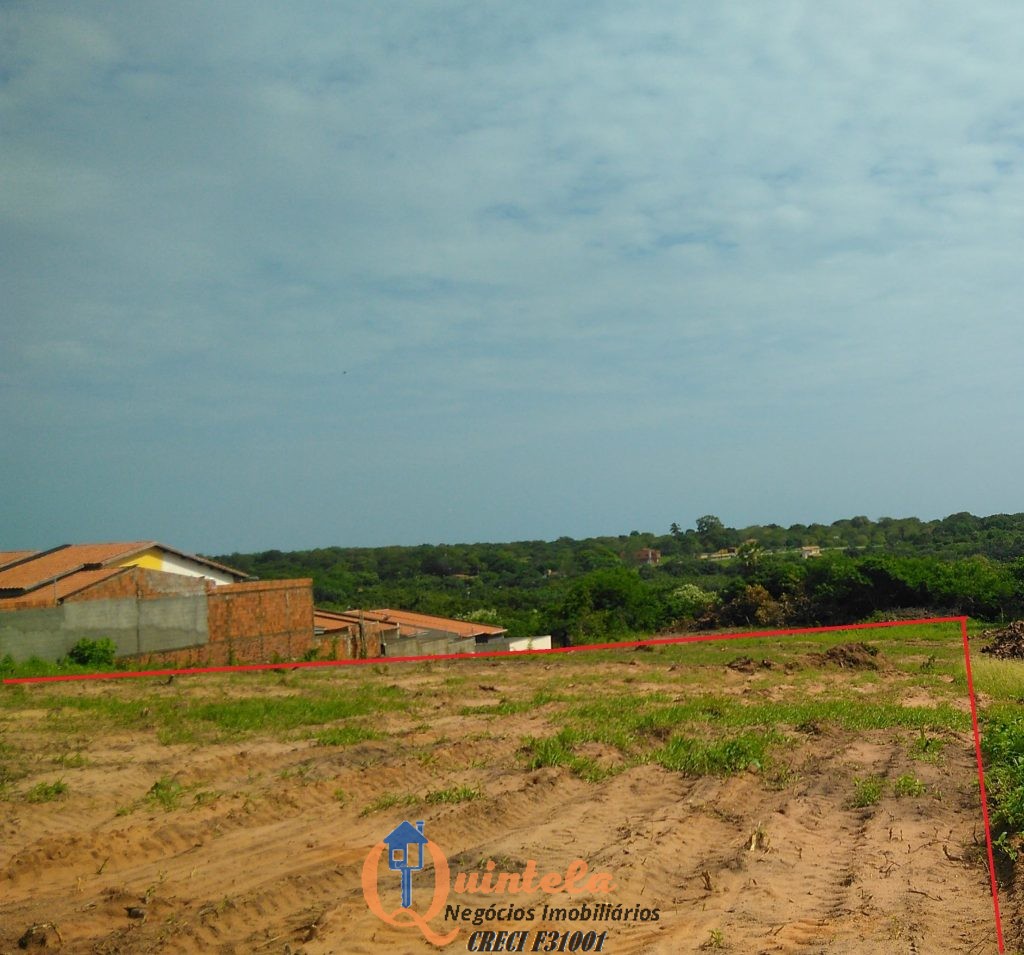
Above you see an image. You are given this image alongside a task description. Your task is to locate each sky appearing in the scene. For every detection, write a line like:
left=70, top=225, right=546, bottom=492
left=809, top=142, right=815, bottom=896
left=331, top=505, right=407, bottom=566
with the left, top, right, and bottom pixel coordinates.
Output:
left=3, top=2, right=1024, bottom=553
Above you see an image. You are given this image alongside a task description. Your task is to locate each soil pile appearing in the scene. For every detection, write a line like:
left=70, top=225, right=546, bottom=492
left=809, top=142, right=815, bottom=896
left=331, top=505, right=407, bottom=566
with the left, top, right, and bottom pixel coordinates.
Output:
left=981, top=620, right=1024, bottom=659
left=810, top=642, right=883, bottom=669
left=726, top=656, right=774, bottom=673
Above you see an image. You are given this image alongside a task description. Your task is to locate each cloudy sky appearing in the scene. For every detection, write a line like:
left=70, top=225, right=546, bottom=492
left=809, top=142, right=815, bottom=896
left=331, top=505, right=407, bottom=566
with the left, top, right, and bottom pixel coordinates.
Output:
left=3, top=2, right=1023, bottom=553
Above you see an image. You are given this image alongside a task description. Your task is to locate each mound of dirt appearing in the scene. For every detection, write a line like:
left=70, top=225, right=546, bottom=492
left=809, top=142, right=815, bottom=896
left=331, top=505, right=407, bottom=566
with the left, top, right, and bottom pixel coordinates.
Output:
left=980, top=620, right=1024, bottom=659
left=810, top=642, right=883, bottom=669
left=726, top=656, right=775, bottom=674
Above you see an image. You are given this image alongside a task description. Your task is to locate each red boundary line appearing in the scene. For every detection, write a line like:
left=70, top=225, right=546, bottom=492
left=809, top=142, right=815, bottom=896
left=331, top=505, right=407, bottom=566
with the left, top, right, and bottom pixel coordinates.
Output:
left=960, top=616, right=1005, bottom=952
left=1, top=614, right=1005, bottom=950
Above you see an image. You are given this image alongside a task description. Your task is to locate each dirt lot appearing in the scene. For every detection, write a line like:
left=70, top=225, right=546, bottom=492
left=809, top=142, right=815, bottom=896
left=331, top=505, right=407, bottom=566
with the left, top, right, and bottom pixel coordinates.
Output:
left=0, top=626, right=1009, bottom=953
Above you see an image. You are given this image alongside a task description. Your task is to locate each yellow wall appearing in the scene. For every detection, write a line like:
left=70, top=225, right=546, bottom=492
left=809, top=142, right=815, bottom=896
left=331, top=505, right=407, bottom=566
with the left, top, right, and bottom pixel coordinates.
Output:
left=115, top=547, right=164, bottom=572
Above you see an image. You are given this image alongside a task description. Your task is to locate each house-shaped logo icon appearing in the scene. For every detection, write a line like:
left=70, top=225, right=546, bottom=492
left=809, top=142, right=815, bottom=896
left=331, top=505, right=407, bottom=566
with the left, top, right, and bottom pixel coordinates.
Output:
left=382, top=820, right=428, bottom=908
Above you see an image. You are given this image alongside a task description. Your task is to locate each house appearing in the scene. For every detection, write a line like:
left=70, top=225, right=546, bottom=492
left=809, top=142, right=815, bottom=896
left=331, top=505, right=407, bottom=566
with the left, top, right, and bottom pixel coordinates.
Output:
left=800, top=545, right=822, bottom=559
left=0, top=541, right=249, bottom=609
left=312, top=607, right=552, bottom=656
left=312, top=609, right=399, bottom=658
left=634, top=548, right=661, bottom=565
left=368, top=608, right=508, bottom=655
left=700, top=548, right=739, bottom=561
left=0, top=541, right=314, bottom=667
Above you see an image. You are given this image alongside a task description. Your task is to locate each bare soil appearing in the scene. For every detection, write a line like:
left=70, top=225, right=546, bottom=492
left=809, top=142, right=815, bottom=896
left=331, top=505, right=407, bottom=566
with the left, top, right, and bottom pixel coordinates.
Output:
left=0, top=642, right=1007, bottom=954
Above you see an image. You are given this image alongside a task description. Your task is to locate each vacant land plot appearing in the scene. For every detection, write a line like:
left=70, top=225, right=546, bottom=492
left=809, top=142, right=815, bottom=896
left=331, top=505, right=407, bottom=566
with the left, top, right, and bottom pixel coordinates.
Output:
left=0, top=624, right=1013, bottom=953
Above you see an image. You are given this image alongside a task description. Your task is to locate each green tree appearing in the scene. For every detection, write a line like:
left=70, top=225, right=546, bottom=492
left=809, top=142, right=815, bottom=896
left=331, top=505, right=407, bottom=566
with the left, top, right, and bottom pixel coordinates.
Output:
left=696, top=515, right=733, bottom=551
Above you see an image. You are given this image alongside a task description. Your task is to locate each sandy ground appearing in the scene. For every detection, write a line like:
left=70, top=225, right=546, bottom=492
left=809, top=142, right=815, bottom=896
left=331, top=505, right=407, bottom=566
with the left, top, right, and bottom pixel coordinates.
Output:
left=0, top=641, right=1009, bottom=954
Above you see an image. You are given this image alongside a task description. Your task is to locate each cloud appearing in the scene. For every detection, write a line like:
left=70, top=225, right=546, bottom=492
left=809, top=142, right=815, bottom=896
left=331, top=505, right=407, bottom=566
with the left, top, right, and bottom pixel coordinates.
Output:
left=3, top=1, right=1024, bottom=548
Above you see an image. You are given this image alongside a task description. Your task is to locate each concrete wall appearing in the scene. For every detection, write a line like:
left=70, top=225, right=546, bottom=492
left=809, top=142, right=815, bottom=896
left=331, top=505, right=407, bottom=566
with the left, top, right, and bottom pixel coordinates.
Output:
left=384, top=630, right=476, bottom=657
left=130, top=579, right=315, bottom=668
left=475, top=634, right=553, bottom=653
left=0, top=577, right=315, bottom=667
left=0, top=596, right=209, bottom=662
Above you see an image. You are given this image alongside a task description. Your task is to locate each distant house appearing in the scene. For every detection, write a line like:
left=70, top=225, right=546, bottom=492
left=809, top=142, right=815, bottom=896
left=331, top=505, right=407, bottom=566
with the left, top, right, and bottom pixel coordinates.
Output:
left=313, top=606, right=550, bottom=656
left=634, top=548, right=661, bottom=565
left=369, top=608, right=507, bottom=642
left=700, top=548, right=739, bottom=561
left=312, top=609, right=400, bottom=658
left=800, top=545, right=822, bottom=559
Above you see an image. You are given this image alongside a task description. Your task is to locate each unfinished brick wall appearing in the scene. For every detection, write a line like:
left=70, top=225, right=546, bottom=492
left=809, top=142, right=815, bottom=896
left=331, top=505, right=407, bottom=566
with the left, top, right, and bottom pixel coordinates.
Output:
left=65, top=567, right=208, bottom=602
left=205, top=579, right=314, bottom=664
left=318, top=623, right=385, bottom=660
left=123, top=579, right=315, bottom=668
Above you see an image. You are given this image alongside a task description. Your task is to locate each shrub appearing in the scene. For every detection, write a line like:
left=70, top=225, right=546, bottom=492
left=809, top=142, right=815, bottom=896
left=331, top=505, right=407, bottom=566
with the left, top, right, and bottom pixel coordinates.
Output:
left=66, top=638, right=117, bottom=668
left=981, top=714, right=1024, bottom=836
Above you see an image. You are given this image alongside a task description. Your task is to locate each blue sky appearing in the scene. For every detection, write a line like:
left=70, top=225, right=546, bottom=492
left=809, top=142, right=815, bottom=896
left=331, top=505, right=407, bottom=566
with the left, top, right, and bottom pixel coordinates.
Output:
left=3, top=2, right=1023, bottom=553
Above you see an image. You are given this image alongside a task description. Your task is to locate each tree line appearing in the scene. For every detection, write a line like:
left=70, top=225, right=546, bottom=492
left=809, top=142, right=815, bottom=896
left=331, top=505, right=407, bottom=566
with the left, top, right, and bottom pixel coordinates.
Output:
left=213, top=512, right=1024, bottom=644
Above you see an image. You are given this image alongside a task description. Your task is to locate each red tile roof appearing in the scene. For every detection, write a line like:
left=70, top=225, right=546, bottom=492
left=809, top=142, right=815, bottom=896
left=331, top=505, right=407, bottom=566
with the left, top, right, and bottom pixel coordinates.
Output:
left=369, top=609, right=506, bottom=639
left=314, top=610, right=398, bottom=634
left=0, top=542, right=155, bottom=592
left=0, top=542, right=250, bottom=602
left=0, top=567, right=129, bottom=608
left=0, top=550, right=38, bottom=569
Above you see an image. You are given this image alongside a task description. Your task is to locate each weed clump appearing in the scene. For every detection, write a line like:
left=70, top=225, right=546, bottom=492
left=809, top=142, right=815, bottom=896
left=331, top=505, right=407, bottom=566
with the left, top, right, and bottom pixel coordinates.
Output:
left=850, top=776, right=885, bottom=808
left=25, top=779, right=68, bottom=803
left=981, top=713, right=1024, bottom=841
left=66, top=638, right=117, bottom=668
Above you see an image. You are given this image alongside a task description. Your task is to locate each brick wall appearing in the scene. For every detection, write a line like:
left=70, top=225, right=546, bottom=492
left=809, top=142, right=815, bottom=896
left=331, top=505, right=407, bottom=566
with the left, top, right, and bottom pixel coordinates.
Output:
left=1, top=574, right=320, bottom=668
left=318, top=623, right=385, bottom=660
left=127, top=579, right=316, bottom=668
left=65, top=567, right=208, bottom=602
left=194, top=579, right=313, bottom=665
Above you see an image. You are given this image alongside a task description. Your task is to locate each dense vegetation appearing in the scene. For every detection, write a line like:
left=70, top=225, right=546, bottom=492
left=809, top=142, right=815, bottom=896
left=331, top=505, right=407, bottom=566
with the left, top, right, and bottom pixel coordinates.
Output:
left=214, top=512, right=1024, bottom=644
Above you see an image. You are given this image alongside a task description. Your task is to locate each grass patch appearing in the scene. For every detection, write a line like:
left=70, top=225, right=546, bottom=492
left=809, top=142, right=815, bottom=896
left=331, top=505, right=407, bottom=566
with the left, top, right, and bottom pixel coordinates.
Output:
left=893, top=775, right=926, bottom=798
left=653, top=732, right=774, bottom=776
left=313, top=725, right=380, bottom=746
left=965, top=657, right=1024, bottom=702
left=185, top=684, right=406, bottom=733
left=563, top=693, right=966, bottom=761
left=460, top=686, right=569, bottom=717
left=701, top=928, right=726, bottom=950
left=0, top=743, right=27, bottom=795
left=146, top=776, right=188, bottom=811
left=278, top=761, right=317, bottom=784
left=521, top=730, right=613, bottom=782
left=360, top=791, right=419, bottom=816
left=850, top=775, right=885, bottom=808
left=980, top=712, right=1024, bottom=839
left=425, top=785, right=481, bottom=805
left=24, top=779, right=68, bottom=803
left=20, top=681, right=408, bottom=744
left=910, top=731, right=946, bottom=762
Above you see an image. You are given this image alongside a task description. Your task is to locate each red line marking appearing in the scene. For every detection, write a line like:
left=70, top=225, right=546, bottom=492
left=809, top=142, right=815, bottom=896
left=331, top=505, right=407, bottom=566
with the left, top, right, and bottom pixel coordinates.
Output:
left=961, top=616, right=1005, bottom=952
left=1, top=615, right=1005, bottom=950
